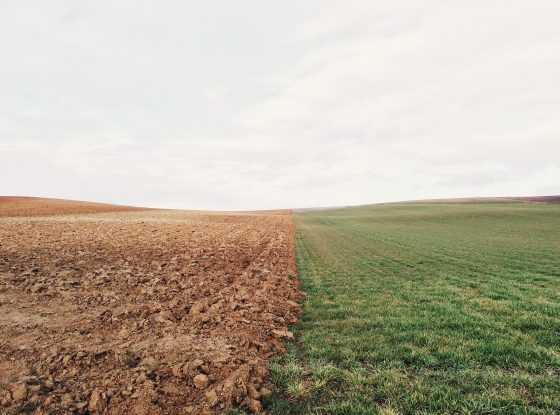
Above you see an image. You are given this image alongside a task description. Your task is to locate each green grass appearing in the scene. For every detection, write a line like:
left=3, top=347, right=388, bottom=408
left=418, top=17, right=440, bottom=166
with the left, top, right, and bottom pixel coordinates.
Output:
left=267, top=202, right=560, bottom=415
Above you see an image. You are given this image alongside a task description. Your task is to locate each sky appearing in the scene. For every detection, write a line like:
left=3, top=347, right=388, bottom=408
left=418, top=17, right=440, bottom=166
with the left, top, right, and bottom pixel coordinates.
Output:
left=1, top=1, right=559, bottom=210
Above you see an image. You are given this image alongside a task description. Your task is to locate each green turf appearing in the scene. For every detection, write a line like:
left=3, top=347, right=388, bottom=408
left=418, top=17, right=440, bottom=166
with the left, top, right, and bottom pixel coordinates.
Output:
left=267, top=202, right=560, bottom=415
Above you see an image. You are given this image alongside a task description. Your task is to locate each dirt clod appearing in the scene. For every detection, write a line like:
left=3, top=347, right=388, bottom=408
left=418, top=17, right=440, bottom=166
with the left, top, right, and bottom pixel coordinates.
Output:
left=88, top=389, right=107, bottom=413
left=10, top=383, right=27, bottom=402
left=193, top=374, right=209, bottom=389
left=205, top=389, right=218, bottom=406
left=259, top=387, right=272, bottom=398
left=248, top=398, right=263, bottom=413
left=271, top=329, right=294, bottom=340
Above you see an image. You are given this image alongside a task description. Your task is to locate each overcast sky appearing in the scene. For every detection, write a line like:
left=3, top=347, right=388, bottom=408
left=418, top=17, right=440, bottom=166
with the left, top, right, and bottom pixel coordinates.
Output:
left=1, top=1, right=559, bottom=210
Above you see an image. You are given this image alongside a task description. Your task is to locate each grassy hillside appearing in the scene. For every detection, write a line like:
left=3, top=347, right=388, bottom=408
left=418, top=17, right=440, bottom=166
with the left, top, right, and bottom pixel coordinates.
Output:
left=269, top=202, right=560, bottom=414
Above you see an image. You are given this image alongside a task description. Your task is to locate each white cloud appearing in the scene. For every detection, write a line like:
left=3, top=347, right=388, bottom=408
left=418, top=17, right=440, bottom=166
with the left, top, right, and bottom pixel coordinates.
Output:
left=1, top=1, right=559, bottom=209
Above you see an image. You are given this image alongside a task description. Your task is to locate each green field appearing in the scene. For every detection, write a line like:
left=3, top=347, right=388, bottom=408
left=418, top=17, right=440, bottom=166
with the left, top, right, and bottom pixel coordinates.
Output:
left=268, top=202, right=560, bottom=415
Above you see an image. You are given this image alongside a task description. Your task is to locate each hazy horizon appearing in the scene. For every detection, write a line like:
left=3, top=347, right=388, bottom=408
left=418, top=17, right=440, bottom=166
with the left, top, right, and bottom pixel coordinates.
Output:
left=2, top=1, right=559, bottom=210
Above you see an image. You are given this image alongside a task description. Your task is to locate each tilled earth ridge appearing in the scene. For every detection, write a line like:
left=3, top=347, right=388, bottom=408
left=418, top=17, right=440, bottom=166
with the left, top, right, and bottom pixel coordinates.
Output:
left=0, top=209, right=302, bottom=414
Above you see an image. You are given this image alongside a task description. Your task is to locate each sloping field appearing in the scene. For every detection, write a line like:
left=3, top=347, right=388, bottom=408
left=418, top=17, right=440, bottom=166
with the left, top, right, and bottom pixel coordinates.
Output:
left=0, top=197, right=142, bottom=217
left=0, top=199, right=302, bottom=414
left=511, top=196, right=560, bottom=204
left=270, top=202, right=560, bottom=414
left=389, top=195, right=560, bottom=205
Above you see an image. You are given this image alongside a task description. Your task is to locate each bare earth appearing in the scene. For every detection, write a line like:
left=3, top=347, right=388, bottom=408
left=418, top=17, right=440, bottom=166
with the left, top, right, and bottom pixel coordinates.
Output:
left=0, top=198, right=302, bottom=414
left=0, top=197, right=144, bottom=217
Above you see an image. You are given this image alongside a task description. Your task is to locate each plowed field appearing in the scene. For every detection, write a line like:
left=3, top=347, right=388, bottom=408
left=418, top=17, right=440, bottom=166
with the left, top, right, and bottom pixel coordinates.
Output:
left=0, top=199, right=302, bottom=414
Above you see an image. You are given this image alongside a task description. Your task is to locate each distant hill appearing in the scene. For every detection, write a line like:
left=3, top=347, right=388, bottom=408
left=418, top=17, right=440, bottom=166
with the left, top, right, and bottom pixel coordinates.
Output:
left=509, top=196, right=560, bottom=203
left=3, top=195, right=559, bottom=218
left=295, top=195, right=560, bottom=212
left=0, top=196, right=143, bottom=217
left=404, top=196, right=560, bottom=204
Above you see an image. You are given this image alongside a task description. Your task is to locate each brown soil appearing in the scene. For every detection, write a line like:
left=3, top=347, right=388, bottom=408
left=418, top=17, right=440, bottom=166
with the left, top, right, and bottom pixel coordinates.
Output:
left=0, top=197, right=142, bottom=217
left=0, top=199, right=302, bottom=414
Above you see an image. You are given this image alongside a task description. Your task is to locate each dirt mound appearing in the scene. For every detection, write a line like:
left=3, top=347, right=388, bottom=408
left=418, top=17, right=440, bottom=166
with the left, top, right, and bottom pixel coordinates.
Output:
left=0, top=209, right=302, bottom=414
left=0, top=197, right=142, bottom=217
